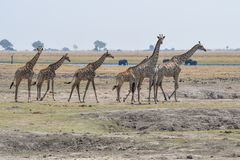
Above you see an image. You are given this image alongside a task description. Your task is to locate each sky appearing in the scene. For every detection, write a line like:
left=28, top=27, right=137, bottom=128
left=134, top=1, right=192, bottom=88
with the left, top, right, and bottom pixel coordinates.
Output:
left=0, top=0, right=240, bottom=50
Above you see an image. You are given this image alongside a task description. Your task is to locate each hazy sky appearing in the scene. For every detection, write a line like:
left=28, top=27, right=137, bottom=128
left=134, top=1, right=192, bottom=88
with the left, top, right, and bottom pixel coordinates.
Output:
left=0, top=0, right=240, bottom=50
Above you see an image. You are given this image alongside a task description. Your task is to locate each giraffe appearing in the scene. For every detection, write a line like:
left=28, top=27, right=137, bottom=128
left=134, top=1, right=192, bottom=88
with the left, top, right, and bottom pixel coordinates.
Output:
left=153, top=41, right=206, bottom=103
left=66, top=51, right=114, bottom=103
left=136, top=34, right=165, bottom=104
left=10, top=48, right=43, bottom=102
left=112, top=56, right=149, bottom=104
left=35, top=53, right=70, bottom=101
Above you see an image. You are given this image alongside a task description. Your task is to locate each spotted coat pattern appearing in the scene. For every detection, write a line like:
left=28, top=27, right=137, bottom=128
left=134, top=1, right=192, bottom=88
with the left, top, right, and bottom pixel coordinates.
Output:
left=112, top=57, right=149, bottom=103
left=10, top=48, right=43, bottom=102
left=67, top=51, right=114, bottom=103
left=36, top=54, right=70, bottom=101
left=135, top=34, right=165, bottom=104
left=154, top=42, right=207, bottom=103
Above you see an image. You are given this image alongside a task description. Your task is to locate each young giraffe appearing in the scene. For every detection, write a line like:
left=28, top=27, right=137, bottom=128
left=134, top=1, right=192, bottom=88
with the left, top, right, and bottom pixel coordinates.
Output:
left=112, top=56, right=149, bottom=104
left=66, top=51, right=114, bottom=103
left=153, top=41, right=207, bottom=103
left=35, top=53, right=70, bottom=101
left=10, top=48, right=43, bottom=102
left=136, top=34, right=165, bottom=104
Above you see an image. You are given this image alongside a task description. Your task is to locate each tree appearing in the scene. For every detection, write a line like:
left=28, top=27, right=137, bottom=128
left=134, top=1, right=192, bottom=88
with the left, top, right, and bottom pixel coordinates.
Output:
left=73, top=44, right=78, bottom=50
left=32, top=40, right=44, bottom=49
left=149, top=44, right=154, bottom=51
left=0, top=39, right=14, bottom=51
left=62, top=47, right=70, bottom=51
left=93, top=40, right=106, bottom=51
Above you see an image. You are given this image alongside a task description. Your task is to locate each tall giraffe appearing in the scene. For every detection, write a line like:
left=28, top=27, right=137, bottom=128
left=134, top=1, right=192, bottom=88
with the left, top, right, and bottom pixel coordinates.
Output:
left=136, top=34, right=165, bottom=104
left=66, top=51, right=114, bottom=103
left=35, top=53, right=70, bottom=101
left=112, top=56, right=148, bottom=104
left=10, top=48, right=43, bottom=102
left=153, top=41, right=206, bottom=103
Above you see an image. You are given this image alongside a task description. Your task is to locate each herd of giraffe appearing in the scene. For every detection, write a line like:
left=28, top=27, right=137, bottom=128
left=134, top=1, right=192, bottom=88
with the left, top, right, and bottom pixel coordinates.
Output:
left=9, top=34, right=207, bottom=104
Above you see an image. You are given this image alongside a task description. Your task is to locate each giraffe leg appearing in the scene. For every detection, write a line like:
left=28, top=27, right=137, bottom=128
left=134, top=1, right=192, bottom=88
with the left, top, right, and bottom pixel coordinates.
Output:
left=14, top=78, right=21, bottom=102
left=28, top=78, right=32, bottom=103
left=137, top=78, right=143, bottom=104
left=36, top=83, right=39, bottom=100
left=51, top=79, right=55, bottom=101
left=40, top=80, right=50, bottom=101
left=137, top=84, right=141, bottom=104
left=133, top=81, right=138, bottom=103
left=68, top=82, right=76, bottom=102
left=153, top=78, right=158, bottom=104
left=91, top=79, right=99, bottom=103
left=123, top=90, right=130, bottom=102
left=130, top=81, right=136, bottom=104
left=123, top=82, right=132, bottom=102
left=116, top=82, right=123, bottom=102
left=36, top=82, right=42, bottom=101
left=148, top=77, right=153, bottom=104
left=76, top=83, right=81, bottom=102
left=174, top=76, right=179, bottom=102
left=169, top=74, right=180, bottom=102
left=117, top=86, right=121, bottom=102
left=82, top=80, right=90, bottom=103
left=159, top=81, right=167, bottom=101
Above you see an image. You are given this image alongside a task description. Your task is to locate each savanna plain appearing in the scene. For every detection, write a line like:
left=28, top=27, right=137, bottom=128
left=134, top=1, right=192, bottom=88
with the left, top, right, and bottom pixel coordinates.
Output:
left=0, top=51, right=240, bottom=159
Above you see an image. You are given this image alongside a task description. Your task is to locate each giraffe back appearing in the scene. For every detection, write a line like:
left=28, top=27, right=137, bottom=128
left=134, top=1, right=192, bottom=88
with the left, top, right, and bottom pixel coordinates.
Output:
left=37, top=67, right=56, bottom=82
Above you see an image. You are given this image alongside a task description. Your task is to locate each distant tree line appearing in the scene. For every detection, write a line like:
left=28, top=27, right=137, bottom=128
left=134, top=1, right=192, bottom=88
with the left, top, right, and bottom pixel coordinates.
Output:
left=3, top=38, right=239, bottom=52
left=0, top=39, right=15, bottom=51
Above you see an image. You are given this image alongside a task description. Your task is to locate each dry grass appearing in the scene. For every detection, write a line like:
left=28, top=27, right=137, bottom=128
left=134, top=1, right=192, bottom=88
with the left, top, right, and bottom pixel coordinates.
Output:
left=1, top=50, right=240, bottom=64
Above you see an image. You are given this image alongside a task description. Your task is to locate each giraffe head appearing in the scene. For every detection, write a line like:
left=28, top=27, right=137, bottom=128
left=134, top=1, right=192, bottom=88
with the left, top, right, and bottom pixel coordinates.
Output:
left=157, top=34, right=165, bottom=44
left=64, top=53, right=71, bottom=62
left=197, top=41, right=207, bottom=52
left=104, top=50, right=114, bottom=59
left=37, top=47, right=43, bottom=53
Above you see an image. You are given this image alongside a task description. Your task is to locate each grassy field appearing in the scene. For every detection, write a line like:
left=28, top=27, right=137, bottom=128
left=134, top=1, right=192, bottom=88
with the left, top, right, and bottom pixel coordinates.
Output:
left=0, top=100, right=240, bottom=134
left=0, top=51, right=240, bottom=159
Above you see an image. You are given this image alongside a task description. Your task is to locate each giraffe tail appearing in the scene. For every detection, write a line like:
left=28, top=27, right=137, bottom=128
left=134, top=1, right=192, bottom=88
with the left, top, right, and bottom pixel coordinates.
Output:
left=112, top=85, right=118, bottom=90
left=9, top=77, right=16, bottom=89
left=64, top=76, right=74, bottom=84
left=10, top=82, right=14, bottom=89
left=112, top=77, right=120, bottom=91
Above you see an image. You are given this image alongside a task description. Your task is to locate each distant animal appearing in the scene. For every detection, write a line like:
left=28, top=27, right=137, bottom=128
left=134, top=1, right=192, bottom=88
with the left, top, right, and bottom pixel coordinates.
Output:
left=10, top=48, right=43, bottom=102
left=185, top=59, right=197, bottom=65
left=118, top=59, right=128, bottom=66
left=34, top=53, right=70, bottom=101
left=65, top=51, right=114, bottom=103
left=153, top=41, right=206, bottom=103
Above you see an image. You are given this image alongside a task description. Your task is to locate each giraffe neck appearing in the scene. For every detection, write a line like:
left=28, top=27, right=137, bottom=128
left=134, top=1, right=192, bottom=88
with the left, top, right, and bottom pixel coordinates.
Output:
left=145, top=38, right=162, bottom=67
left=49, top=56, right=66, bottom=70
left=91, top=54, right=107, bottom=70
left=26, top=51, right=41, bottom=69
left=174, top=44, right=199, bottom=65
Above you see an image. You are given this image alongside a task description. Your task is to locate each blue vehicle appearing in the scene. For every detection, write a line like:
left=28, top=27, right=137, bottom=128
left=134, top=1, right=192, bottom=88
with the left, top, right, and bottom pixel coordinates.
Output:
left=185, top=59, right=198, bottom=65
left=118, top=59, right=128, bottom=66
